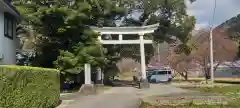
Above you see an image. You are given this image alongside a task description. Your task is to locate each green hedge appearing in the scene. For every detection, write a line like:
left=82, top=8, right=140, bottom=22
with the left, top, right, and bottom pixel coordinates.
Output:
left=0, top=65, right=60, bottom=108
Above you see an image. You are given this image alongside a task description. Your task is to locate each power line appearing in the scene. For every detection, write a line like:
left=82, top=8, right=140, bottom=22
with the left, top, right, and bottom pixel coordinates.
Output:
left=194, top=0, right=217, bottom=41
left=210, top=0, right=217, bottom=28
left=195, top=0, right=217, bottom=43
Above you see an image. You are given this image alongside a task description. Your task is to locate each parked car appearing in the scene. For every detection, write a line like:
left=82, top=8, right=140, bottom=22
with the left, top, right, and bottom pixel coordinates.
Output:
left=147, top=69, right=157, bottom=82
left=149, top=69, right=172, bottom=83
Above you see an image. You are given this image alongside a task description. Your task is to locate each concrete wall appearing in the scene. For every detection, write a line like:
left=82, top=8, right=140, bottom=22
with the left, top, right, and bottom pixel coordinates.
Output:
left=0, top=11, right=16, bottom=65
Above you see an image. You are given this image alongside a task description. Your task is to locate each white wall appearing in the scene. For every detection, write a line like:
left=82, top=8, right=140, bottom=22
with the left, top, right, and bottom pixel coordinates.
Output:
left=0, top=12, right=4, bottom=61
left=0, top=11, right=16, bottom=65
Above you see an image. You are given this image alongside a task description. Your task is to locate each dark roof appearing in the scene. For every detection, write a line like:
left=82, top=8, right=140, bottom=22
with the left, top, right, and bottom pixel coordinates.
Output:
left=3, top=0, right=20, bottom=15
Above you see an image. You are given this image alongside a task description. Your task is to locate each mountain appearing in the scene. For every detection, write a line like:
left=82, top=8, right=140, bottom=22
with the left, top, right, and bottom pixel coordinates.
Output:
left=216, top=14, right=240, bottom=40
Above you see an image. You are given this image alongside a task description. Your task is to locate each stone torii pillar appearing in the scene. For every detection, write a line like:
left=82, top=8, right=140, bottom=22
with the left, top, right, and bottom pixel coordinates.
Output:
left=96, top=67, right=103, bottom=85
left=84, top=64, right=91, bottom=84
left=139, top=33, right=150, bottom=88
left=79, top=64, right=96, bottom=94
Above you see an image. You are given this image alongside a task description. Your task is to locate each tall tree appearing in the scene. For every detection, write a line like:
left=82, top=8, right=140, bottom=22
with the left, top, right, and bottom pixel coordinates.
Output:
left=190, top=28, right=237, bottom=80
left=118, top=0, right=195, bottom=62
left=13, top=0, right=124, bottom=69
left=168, top=28, right=238, bottom=80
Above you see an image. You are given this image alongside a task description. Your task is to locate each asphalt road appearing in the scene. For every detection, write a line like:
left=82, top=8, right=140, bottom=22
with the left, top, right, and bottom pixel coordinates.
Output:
left=63, top=94, right=142, bottom=108
left=58, top=84, right=190, bottom=108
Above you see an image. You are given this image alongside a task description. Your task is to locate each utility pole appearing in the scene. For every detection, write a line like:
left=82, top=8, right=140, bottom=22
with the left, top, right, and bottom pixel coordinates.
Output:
left=209, top=0, right=217, bottom=84
left=210, top=27, right=214, bottom=83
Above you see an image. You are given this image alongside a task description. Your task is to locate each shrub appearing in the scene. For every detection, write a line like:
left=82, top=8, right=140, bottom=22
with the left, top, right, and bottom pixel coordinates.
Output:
left=0, top=65, right=60, bottom=108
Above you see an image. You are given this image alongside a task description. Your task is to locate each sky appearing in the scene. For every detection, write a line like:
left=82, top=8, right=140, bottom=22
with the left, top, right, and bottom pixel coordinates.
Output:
left=186, top=0, right=240, bottom=30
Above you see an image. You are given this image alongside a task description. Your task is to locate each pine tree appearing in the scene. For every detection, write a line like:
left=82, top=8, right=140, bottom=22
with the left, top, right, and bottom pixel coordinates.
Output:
left=13, top=0, right=124, bottom=72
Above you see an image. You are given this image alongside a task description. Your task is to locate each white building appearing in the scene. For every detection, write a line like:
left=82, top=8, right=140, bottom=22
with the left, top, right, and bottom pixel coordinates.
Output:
left=0, top=1, right=20, bottom=64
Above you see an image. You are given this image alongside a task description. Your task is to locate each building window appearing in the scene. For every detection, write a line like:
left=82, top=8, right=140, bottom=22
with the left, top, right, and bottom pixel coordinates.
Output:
left=4, top=13, right=14, bottom=39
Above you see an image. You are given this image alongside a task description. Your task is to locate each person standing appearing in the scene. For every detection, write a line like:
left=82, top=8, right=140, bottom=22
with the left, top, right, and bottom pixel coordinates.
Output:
left=132, top=68, right=139, bottom=82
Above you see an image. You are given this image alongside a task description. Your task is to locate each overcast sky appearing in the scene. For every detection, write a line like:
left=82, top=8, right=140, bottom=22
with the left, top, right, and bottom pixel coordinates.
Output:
left=186, top=0, right=240, bottom=30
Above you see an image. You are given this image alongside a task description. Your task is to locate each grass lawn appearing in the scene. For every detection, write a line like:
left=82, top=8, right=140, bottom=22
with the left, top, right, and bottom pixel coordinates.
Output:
left=173, top=77, right=240, bottom=84
left=140, top=85, right=240, bottom=108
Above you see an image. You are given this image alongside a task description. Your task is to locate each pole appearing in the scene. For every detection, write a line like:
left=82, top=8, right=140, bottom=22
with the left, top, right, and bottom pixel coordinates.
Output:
left=84, top=64, right=91, bottom=84
left=139, top=34, right=147, bottom=79
left=157, top=43, right=160, bottom=63
left=210, top=28, right=214, bottom=83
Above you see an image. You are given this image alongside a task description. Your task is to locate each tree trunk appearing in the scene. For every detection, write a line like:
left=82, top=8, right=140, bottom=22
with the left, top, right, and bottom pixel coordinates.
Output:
left=204, top=62, right=221, bottom=83
left=178, top=72, right=188, bottom=81
left=205, top=71, right=210, bottom=79
left=112, top=76, right=115, bottom=80
left=183, top=68, right=189, bottom=81
left=184, top=72, right=188, bottom=81
left=204, top=68, right=210, bottom=83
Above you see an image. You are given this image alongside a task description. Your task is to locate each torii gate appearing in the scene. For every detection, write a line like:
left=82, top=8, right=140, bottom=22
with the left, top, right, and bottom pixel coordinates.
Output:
left=96, top=24, right=159, bottom=88
left=82, top=24, right=159, bottom=89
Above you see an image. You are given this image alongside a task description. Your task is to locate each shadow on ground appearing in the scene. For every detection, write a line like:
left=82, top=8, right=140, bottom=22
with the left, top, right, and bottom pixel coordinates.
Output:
left=112, top=80, right=140, bottom=88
